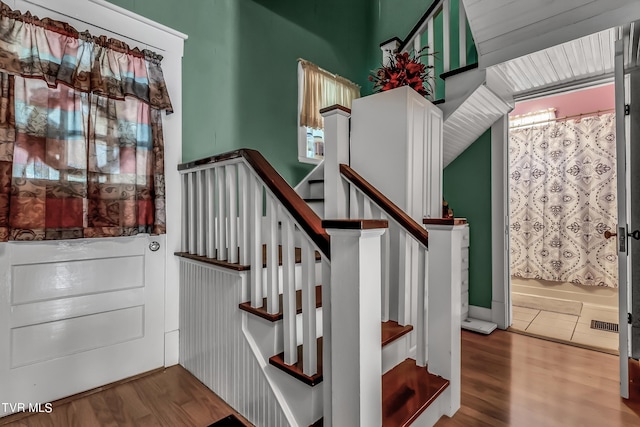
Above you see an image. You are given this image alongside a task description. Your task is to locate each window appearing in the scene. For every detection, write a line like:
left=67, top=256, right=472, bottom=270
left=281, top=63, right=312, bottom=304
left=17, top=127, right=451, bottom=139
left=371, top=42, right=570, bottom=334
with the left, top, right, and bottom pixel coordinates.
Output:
left=509, top=108, right=557, bottom=129
left=297, top=59, right=360, bottom=164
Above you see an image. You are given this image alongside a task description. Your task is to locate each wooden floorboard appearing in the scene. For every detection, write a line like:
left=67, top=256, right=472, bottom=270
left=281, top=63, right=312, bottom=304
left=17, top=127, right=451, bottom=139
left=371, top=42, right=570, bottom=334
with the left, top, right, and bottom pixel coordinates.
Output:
left=436, top=330, right=640, bottom=427
left=0, top=365, right=252, bottom=427
left=4, top=330, right=640, bottom=426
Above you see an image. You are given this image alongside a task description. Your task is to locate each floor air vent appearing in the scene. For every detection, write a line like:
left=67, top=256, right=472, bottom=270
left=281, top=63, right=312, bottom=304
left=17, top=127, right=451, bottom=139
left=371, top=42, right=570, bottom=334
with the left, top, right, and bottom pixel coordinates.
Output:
left=590, top=320, right=619, bottom=333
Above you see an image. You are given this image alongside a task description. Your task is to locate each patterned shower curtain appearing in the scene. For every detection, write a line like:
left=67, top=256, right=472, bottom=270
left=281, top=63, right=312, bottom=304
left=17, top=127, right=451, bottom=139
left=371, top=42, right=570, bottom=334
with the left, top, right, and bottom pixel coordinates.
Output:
left=0, top=2, right=172, bottom=241
left=509, top=113, right=618, bottom=287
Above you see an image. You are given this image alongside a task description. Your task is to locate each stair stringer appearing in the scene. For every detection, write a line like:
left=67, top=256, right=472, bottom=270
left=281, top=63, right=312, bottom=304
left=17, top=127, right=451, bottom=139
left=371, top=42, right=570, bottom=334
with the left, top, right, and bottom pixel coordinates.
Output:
left=242, top=313, right=323, bottom=427
left=439, top=67, right=514, bottom=167
left=294, top=161, right=324, bottom=199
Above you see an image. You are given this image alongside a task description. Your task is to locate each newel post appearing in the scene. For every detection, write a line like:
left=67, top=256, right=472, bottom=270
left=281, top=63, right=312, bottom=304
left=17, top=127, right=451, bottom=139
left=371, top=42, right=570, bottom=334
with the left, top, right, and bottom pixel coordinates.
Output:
left=379, top=37, right=401, bottom=67
left=423, top=219, right=465, bottom=417
left=321, top=105, right=351, bottom=218
left=322, top=219, right=388, bottom=427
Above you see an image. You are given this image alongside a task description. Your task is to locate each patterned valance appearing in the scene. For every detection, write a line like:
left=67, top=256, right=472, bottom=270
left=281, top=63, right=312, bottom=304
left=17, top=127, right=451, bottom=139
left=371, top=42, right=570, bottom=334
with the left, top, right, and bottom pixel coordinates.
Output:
left=0, top=1, right=172, bottom=112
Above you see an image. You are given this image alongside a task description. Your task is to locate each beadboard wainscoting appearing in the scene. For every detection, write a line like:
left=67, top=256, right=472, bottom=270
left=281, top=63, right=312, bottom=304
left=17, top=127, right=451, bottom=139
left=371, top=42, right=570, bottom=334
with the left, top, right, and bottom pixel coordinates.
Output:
left=179, top=259, right=293, bottom=427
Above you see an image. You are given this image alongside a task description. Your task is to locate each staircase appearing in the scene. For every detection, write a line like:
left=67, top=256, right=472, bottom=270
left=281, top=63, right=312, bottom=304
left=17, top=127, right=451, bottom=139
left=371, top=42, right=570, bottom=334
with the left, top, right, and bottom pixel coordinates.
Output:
left=177, top=143, right=463, bottom=426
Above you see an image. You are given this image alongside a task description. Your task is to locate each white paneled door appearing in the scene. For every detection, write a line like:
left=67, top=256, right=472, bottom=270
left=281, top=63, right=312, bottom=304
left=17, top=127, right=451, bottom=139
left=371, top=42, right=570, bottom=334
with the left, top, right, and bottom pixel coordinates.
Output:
left=0, top=236, right=165, bottom=416
left=0, top=0, right=185, bottom=418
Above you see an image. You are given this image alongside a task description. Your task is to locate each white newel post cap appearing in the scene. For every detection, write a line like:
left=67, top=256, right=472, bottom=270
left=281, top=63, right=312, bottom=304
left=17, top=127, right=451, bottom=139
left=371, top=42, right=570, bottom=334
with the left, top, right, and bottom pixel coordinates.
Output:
left=322, top=219, right=388, bottom=237
left=379, top=37, right=402, bottom=67
left=320, top=104, right=352, bottom=119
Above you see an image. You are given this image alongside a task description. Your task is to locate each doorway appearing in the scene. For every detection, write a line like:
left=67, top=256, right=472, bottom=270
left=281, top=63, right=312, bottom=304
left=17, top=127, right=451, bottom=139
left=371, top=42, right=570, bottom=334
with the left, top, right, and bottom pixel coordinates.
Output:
left=506, top=83, right=620, bottom=354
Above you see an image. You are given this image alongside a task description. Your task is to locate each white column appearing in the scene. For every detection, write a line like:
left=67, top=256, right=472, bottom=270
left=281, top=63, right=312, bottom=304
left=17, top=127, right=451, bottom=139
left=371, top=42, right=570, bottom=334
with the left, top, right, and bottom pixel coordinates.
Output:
left=491, top=115, right=511, bottom=330
left=324, top=219, right=387, bottom=427
left=321, top=106, right=351, bottom=219
left=423, top=222, right=463, bottom=417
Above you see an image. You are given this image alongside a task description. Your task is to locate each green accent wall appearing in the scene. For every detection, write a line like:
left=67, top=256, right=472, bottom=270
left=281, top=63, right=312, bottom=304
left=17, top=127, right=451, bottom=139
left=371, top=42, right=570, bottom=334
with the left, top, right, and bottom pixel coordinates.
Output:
left=443, top=130, right=492, bottom=308
left=107, top=0, right=373, bottom=185
left=108, top=0, right=494, bottom=308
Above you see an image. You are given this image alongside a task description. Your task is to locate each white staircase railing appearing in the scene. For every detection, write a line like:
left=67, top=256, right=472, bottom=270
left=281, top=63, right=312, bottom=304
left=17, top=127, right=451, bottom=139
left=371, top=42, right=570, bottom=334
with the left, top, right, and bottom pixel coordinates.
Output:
left=178, top=150, right=330, bottom=377
left=341, top=165, right=431, bottom=365
left=380, top=0, right=474, bottom=100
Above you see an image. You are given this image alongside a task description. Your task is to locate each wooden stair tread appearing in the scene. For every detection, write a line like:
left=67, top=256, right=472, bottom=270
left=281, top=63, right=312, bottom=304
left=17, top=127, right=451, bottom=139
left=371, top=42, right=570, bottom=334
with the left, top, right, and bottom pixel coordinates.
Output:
left=309, top=418, right=323, bottom=427
left=304, top=198, right=324, bottom=202
left=176, top=245, right=321, bottom=272
left=382, top=359, right=449, bottom=427
left=381, top=321, right=413, bottom=347
left=268, top=321, right=414, bottom=385
left=269, top=337, right=324, bottom=386
left=239, top=285, right=322, bottom=322
left=308, top=179, right=324, bottom=184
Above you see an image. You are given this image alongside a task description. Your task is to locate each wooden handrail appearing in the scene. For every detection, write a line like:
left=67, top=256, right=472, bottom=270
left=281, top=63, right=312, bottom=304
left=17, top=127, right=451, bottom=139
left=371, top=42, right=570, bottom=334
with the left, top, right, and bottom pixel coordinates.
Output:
left=178, top=149, right=331, bottom=259
left=340, top=164, right=428, bottom=247
left=395, top=0, right=444, bottom=52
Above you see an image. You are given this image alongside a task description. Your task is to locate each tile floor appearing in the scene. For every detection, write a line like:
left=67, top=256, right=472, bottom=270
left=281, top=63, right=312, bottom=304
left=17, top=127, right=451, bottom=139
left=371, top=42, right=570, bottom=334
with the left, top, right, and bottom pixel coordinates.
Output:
left=511, top=304, right=619, bottom=354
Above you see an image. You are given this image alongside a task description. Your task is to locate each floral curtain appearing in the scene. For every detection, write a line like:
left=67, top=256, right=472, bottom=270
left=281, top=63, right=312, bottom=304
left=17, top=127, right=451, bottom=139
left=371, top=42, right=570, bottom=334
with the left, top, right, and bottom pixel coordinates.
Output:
left=509, top=113, right=618, bottom=287
left=0, top=2, right=171, bottom=241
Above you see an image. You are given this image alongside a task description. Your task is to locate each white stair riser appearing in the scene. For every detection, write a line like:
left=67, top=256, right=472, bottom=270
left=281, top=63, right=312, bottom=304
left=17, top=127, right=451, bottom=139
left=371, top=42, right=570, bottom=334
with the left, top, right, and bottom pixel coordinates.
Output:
left=245, top=307, right=323, bottom=357
left=309, top=181, right=324, bottom=199
left=407, top=387, right=450, bottom=427
left=382, top=331, right=412, bottom=375
left=306, top=200, right=324, bottom=218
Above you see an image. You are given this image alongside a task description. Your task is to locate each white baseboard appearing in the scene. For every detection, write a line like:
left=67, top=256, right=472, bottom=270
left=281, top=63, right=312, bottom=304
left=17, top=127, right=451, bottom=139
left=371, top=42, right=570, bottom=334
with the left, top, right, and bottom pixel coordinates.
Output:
left=468, top=305, right=492, bottom=322
left=164, top=330, right=179, bottom=367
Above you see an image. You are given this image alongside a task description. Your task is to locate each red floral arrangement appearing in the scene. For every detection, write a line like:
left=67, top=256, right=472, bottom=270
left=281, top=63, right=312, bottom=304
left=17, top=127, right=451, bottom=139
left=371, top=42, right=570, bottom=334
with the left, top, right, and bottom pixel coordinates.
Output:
left=369, top=47, right=434, bottom=97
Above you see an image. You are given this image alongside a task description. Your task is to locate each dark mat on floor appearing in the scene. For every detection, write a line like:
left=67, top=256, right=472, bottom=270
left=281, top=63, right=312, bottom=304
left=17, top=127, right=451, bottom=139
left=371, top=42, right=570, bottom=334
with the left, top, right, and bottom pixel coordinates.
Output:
left=208, top=414, right=246, bottom=427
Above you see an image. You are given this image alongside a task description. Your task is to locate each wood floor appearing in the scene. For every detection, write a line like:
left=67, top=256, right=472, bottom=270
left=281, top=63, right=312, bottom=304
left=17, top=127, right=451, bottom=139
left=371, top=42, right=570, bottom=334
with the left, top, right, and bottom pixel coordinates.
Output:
left=0, top=365, right=251, bottom=427
left=436, top=330, right=640, bottom=427
left=3, top=330, right=640, bottom=426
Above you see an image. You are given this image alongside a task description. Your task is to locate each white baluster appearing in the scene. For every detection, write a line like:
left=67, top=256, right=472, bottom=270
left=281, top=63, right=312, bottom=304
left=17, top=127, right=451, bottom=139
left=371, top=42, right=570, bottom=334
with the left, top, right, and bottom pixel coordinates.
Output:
left=250, top=175, right=263, bottom=308
left=349, top=185, right=359, bottom=218
left=197, top=170, right=206, bottom=256
left=397, top=230, right=412, bottom=326
left=238, top=163, right=249, bottom=265
left=181, top=173, right=188, bottom=252
left=206, top=168, right=216, bottom=258
left=416, top=245, right=429, bottom=367
left=413, top=36, right=420, bottom=57
left=280, top=209, right=297, bottom=365
left=188, top=172, right=197, bottom=255
left=427, top=16, right=435, bottom=100
left=459, top=0, right=467, bottom=68
left=301, top=237, right=317, bottom=376
left=443, top=0, right=451, bottom=73
left=321, top=257, right=332, bottom=426
left=266, top=195, right=279, bottom=315
left=226, top=164, right=238, bottom=263
left=216, top=167, right=227, bottom=260
left=363, top=198, right=373, bottom=219
left=381, top=213, right=391, bottom=323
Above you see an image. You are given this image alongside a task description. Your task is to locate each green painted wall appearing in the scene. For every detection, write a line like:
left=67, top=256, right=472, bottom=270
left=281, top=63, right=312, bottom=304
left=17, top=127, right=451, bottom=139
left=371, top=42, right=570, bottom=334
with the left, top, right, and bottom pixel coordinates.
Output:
left=107, top=0, right=372, bottom=185
left=235, top=0, right=373, bottom=184
left=443, top=130, right=492, bottom=308
left=109, top=0, right=494, bottom=308
left=106, top=0, right=239, bottom=167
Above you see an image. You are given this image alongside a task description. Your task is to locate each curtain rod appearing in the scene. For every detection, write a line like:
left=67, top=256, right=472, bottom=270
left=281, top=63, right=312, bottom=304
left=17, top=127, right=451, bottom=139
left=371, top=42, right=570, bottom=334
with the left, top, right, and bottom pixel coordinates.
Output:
left=510, top=108, right=615, bottom=129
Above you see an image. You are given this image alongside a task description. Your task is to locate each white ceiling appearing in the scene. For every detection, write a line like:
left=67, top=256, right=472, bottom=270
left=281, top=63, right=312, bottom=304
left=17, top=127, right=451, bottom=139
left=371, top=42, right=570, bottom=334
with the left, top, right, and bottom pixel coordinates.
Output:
left=487, top=29, right=616, bottom=97
left=461, top=0, right=640, bottom=69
